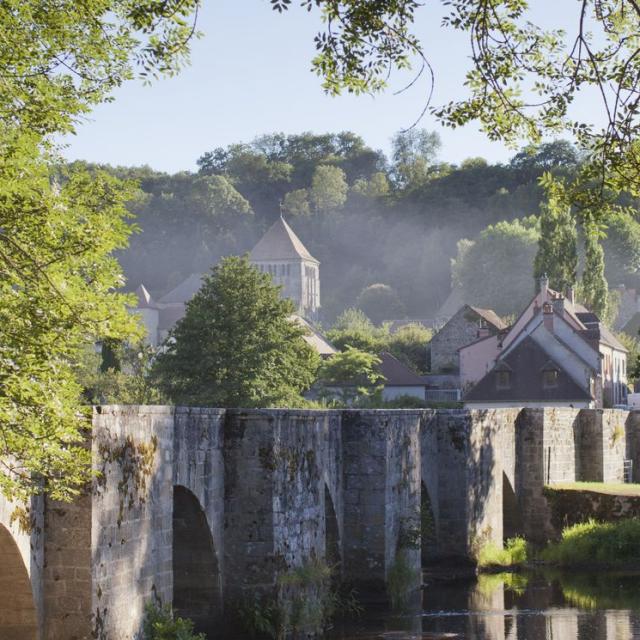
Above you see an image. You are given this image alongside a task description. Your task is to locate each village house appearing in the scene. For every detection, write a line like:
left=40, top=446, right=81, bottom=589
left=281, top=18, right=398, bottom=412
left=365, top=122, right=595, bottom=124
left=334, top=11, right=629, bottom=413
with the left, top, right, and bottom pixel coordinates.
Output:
left=461, top=275, right=628, bottom=409
left=429, top=304, right=506, bottom=374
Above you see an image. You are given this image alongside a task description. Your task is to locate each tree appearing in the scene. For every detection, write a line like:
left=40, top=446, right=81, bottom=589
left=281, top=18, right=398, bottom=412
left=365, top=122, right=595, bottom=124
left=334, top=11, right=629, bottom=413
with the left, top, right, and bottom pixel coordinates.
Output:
left=534, top=177, right=578, bottom=294
left=386, top=324, right=432, bottom=374
left=391, top=129, right=441, bottom=188
left=1, top=0, right=199, bottom=135
left=79, top=342, right=164, bottom=406
left=601, top=211, right=640, bottom=287
left=152, top=256, right=319, bottom=407
left=356, top=283, right=405, bottom=324
left=316, top=347, right=384, bottom=406
left=0, top=133, right=140, bottom=501
left=452, top=218, right=540, bottom=316
left=326, top=308, right=389, bottom=354
left=310, top=165, right=348, bottom=213
left=282, top=189, right=311, bottom=217
left=581, top=230, right=609, bottom=318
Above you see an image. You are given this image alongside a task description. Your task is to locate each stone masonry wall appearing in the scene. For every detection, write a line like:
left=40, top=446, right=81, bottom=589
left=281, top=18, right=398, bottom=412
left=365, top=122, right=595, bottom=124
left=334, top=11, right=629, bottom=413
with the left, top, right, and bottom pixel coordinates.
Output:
left=91, top=406, right=174, bottom=640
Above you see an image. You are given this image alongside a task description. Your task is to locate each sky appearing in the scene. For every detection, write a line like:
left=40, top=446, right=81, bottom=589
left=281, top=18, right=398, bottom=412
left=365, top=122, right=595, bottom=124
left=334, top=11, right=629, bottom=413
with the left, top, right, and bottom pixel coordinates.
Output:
left=61, top=1, right=590, bottom=173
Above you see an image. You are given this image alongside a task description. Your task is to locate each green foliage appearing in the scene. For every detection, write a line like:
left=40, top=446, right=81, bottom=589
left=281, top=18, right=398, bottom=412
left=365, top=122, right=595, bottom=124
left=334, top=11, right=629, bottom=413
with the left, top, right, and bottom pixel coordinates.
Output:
left=78, top=341, right=164, bottom=405
left=386, top=323, right=432, bottom=374
left=386, top=553, right=420, bottom=612
left=452, top=218, right=540, bottom=316
left=356, top=283, right=405, bottom=324
left=580, top=228, right=609, bottom=318
left=152, top=256, right=319, bottom=407
left=477, top=537, right=528, bottom=569
left=142, top=602, right=205, bottom=640
left=0, top=133, right=141, bottom=501
left=534, top=176, right=578, bottom=294
left=541, top=518, right=640, bottom=566
left=601, top=211, right=640, bottom=287
left=1, top=0, right=199, bottom=135
left=326, top=308, right=389, bottom=353
left=310, top=165, right=348, bottom=213
left=391, top=129, right=442, bottom=189
left=316, top=347, right=384, bottom=405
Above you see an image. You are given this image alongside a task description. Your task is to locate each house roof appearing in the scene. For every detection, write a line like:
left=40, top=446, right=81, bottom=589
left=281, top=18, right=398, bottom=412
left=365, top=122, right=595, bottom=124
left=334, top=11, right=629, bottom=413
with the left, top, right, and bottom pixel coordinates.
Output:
left=622, top=312, right=640, bottom=337
left=468, top=306, right=507, bottom=330
left=575, top=313, right=627, bottom=352
left=378, top=352, right=425, bottom=386
left=158, top=273, right=204, bottom=304
left=289, top=315, right=337, bottom=357
left=434, top=287, right=465, bottom=323
left=249, top=216, right=319, bottom=264
left=464, top=336, right=593, bottom=404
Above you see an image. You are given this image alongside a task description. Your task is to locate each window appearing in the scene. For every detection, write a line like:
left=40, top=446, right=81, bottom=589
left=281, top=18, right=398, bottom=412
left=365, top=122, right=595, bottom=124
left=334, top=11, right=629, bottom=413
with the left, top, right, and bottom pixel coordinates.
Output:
left=543, top=369, right=559, bottom=388
left=496, top=371, right=511, bottom=390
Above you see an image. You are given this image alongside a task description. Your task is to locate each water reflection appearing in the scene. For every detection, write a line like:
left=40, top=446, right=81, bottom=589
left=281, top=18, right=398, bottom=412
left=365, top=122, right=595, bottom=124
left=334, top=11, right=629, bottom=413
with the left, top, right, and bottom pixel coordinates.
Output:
left=327, top=571, right=640, bottom=639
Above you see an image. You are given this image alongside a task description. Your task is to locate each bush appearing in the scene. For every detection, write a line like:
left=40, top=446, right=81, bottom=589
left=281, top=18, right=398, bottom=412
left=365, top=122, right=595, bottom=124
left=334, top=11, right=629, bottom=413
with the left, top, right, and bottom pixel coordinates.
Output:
left=477, top=537, right=528, bottom=569
left=542, top=518, right=640, bottom=566
left=142, top=603, right=205, bottom=640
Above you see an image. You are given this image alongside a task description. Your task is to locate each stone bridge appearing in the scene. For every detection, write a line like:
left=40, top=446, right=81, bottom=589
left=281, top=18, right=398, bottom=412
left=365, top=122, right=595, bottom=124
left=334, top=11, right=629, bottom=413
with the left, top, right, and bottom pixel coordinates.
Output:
left=2, top=406, right=640, bottom=639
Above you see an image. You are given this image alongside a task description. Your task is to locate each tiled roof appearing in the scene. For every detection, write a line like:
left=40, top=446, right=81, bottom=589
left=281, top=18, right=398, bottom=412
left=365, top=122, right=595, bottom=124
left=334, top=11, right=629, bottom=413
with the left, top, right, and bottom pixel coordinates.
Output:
left=158, top=273, right=204, bottom=304
left=464, top=336, right=592, bottom=403
left=135, top=284, right=155, bottom=308
left=250, top=217, right=318, bottom=264
left=468, top=306, right=507, bottom=330
left=379, top=352, right=425, bottom=386
left=289, top=315, right=337, bottom=356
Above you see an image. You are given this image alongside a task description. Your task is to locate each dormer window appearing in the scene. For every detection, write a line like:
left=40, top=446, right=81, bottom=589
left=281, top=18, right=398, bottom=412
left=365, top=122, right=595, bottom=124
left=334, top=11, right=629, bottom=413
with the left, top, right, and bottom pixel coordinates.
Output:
left=496, top=370, right=511, bottom=390
left=543, top=369, right=559, bottom=388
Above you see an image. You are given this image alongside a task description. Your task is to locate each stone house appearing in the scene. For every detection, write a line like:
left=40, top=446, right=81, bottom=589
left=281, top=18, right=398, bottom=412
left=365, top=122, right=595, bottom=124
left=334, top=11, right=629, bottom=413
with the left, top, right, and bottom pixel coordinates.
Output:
left=430, top=305, right=506, bottom=374
left=462, top=276, right=628, bottom=409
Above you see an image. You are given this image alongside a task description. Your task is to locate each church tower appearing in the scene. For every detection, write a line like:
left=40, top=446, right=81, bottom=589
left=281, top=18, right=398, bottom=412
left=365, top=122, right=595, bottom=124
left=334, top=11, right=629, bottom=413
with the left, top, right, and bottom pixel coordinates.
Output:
left=249, top=216, right=320, bottom=320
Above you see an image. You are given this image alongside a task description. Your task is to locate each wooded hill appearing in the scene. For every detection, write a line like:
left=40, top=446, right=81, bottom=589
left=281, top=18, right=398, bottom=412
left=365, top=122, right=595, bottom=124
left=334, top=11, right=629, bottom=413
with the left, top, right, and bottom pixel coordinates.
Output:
left=70, top=132, right=640, bottom=322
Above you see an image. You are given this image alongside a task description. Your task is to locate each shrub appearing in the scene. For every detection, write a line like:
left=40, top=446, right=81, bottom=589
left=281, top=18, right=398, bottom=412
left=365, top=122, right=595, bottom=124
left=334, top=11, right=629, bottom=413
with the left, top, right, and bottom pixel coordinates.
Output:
left=477, top=537, right=528, bottom=569
left=542, top=518, right=640, bottom=566
left=142, top=603, right=205, bottom=640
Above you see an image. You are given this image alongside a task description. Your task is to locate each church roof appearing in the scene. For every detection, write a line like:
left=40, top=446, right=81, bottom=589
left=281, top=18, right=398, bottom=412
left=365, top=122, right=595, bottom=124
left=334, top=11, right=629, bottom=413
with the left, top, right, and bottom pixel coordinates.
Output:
left=158, top=273, right=204, bottom=304
left=135, top=284, right=155, bottom=308
left=249, top=217, right=319, bottom=264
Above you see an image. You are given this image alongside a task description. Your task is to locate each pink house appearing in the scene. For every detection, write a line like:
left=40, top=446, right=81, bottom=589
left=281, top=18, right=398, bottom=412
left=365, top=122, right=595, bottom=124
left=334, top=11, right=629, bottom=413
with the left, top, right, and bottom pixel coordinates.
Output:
left=461, top=275, right=628, bottom=408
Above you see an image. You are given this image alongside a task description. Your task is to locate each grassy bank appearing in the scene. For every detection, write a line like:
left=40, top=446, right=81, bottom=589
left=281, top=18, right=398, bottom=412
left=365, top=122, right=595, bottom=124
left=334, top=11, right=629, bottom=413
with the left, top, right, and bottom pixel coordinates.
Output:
left=478, top=518, right=640, bottom=571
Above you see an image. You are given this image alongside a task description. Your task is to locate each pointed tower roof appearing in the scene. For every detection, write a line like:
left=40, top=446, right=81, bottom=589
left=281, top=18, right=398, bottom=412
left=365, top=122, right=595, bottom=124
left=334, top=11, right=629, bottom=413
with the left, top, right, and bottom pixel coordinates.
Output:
left=135, top=284, right=155, bottom=308
left=249, top=217, right=319, bottom=264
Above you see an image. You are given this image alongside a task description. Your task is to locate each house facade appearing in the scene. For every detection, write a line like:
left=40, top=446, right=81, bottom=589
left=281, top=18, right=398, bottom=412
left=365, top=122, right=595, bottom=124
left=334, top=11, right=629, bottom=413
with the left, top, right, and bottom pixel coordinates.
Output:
left=462, top=276, right=628, bottom=409
left=430, top=304, right=506, bottom=374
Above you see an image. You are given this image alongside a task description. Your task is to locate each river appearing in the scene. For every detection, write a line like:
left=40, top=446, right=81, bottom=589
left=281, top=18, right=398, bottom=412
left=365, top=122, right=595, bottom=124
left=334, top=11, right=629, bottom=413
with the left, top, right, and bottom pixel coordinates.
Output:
left=326, top=570, right=640, bottom=639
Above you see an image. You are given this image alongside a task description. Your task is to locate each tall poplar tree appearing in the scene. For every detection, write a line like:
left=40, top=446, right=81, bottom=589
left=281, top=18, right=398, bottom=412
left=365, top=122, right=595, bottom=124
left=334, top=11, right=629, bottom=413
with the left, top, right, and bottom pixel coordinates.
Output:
left=581, top=230, right=609, bottom=318
left=534, top=176, right=578, bottom=293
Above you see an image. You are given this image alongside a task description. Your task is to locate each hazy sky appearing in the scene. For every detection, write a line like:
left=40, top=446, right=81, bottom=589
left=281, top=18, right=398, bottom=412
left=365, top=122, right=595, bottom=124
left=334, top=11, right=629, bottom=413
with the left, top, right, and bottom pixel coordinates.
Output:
left=61, top=1, right=590, bottom=173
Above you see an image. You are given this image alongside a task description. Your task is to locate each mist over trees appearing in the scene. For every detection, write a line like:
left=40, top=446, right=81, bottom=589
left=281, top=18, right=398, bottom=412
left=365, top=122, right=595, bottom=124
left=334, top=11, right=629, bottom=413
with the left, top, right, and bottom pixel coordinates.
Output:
left=76, top=133, right=640, bottom=324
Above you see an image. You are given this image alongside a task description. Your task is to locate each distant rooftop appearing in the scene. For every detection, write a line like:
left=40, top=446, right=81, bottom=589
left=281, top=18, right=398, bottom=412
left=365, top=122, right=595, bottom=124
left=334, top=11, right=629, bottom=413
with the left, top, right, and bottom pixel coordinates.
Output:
left=158, top=273, right=204, bottom=305
left=250, top=217, right=318, bottom=264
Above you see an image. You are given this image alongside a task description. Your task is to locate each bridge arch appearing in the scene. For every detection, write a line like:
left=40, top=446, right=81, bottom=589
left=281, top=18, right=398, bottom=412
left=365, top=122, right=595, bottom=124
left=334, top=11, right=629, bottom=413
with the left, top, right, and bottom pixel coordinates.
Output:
left=0, top=523, right=37, bottom=640
left=172, top=485, right=221, bottom=636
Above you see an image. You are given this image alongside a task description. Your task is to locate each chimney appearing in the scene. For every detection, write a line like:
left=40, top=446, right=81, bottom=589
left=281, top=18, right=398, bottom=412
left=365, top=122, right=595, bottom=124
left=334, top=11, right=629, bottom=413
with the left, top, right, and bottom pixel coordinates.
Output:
left=478, top=327, right=490, bottom=339
left=543, top=301, right=554, bottom=331
left=539, top=273, right=549, bottom=294
left=567, top=286, right=575, bottom=305
left=552, top=296, right=565, bottom=317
